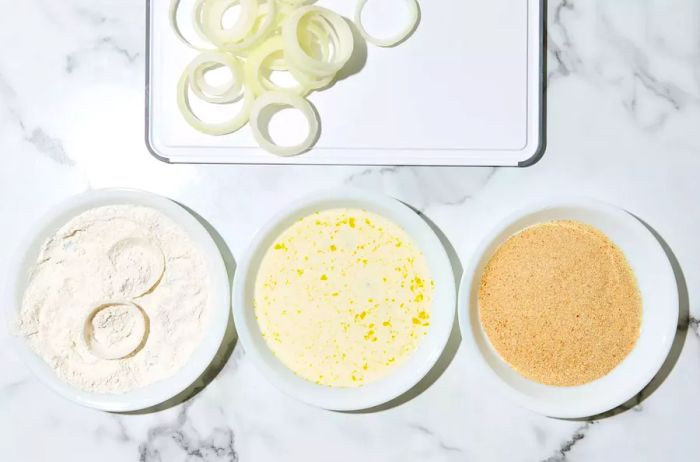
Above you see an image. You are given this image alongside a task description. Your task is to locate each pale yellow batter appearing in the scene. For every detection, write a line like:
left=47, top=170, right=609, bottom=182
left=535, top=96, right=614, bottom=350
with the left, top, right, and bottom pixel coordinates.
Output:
left=254, top=208, right=434, bottom=387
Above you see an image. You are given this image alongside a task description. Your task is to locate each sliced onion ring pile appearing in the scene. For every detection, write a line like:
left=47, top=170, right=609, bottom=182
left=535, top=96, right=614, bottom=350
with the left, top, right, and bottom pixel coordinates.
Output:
left=170, top=0, right=421, bottom=156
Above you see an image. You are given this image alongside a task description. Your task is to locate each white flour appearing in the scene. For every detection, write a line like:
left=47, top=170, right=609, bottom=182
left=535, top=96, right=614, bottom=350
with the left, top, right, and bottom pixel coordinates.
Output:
left=16, top=205, right=210, bottom=393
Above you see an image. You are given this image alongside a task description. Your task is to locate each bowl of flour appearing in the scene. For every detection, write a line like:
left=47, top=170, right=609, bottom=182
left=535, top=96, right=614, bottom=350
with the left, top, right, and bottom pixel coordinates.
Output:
left=4, top=189, right=230, bottom=412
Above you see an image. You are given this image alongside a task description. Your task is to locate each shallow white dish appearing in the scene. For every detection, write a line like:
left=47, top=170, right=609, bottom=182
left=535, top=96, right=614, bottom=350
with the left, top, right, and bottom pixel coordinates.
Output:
left=458, top=199, right=678, bottom=418
left=233, top=188, right=456, bottom=410
left=4, top=189, right=230, bottom=412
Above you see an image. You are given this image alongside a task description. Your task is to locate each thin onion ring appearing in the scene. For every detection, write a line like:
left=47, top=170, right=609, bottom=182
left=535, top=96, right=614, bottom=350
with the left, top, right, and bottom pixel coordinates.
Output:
left=282, top=6, right=354, bottom=77
left=177, top=69, right=253, bottom=135
left=192, top=0, right=210, bottom=42
left=201, top=0, right=260, bottom=46
left=169, top=0, right=215, bottom=50
left=287, top=21, right=336, bottom=90
left=248, top=91, right=320, bottom=156
left=354, top=0, right=419, bottom=47
left=221, top=0, right=278, bottom=52
left=189, top=51, right=245, bottom=103
left=245, top=37, right=309, bottom=96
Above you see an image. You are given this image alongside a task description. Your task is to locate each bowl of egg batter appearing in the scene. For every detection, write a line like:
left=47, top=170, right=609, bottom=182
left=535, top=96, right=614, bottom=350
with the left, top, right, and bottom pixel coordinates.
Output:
left=233, top=188, right=456, bottom=410
left=458, top=198, right=678, bottom=418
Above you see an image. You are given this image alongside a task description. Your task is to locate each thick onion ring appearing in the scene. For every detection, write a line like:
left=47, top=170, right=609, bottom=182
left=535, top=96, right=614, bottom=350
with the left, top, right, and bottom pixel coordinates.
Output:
left=248, top=91, right=320, bottom=156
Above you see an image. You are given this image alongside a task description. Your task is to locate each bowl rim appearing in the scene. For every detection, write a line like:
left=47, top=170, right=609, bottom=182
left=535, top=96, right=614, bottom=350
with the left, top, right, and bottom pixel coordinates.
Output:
left=232, top=187, right=456, bottom=410
left=3, top=188, right=231, bottom=412
left=457, top=197, right=679, bottom=418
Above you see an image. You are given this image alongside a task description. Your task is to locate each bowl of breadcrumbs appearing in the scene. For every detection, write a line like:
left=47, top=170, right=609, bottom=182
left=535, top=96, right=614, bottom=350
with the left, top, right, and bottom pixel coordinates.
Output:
left=458, top=198, right=678, bottom=418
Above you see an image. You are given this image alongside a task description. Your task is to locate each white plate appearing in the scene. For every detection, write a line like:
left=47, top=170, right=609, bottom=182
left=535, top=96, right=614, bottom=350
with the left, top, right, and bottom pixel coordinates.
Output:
left=4, top=189, right=230, bottom=412
left=146, top=0, right=544, bottom=165
left=457, top=199, right=679, bottom=418
left=232, top=188, right=456, bottom=410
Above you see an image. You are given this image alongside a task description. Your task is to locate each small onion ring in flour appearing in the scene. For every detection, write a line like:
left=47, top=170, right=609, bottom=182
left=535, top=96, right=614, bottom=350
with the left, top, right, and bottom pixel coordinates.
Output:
left=83, top=301, right=149, bottom=361
left=354, top=0, right=419, bottom=47
left=107, top=237, right=166, bottom=298
left=249, top=91, right=319, bottom=156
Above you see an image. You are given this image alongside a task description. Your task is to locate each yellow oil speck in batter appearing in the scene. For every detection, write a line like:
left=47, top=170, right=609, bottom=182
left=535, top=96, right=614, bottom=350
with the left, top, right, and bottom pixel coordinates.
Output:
left=254, top=208, right=434, bottom=387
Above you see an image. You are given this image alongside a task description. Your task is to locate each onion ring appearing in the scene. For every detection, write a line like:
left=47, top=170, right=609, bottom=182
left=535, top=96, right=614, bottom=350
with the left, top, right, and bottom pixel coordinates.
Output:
left=169, top=0, right=215, bottom=50
left=245, top=37, right=309, bottom=96
left=221, top=0, right=278, bottom=52
left=282, top=6, right=354, bottom=77
left=189, top=51, right=245, bottom=103
left=177, top=67, right=254, bottom=135
left=248, top=91, right=320, bottom=156
left=354, top=0, right=419, bottom=47
left=200, top=0, right=260, bottom=46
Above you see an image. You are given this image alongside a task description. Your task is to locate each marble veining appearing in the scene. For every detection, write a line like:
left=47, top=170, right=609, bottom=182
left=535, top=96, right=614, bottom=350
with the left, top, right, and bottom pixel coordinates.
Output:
left=547, top=0, right=700, bottom=137
left=65, top=36, right=140, bottom=74
left=689, top=316, right=700, bottom=338
left=1, top=0, right=699, bottom=461
left=138, top=402, right=238, bottom=462
left=345, top=166, right=499, bottom=212
left=25, top=128, right=75, bottom=166
left=541, top=422, right=596, bottom=462
left=407, top=423, right=464, bottom=454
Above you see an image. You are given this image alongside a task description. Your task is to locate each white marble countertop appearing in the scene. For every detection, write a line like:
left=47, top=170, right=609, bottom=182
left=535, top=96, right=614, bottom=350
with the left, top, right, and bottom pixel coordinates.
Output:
left=1, top=0, right=699, bottom=460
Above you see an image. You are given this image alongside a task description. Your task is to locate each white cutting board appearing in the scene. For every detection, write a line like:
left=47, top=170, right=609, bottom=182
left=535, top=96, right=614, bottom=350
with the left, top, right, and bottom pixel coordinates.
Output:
left=146, top=0, right=544, bottom=165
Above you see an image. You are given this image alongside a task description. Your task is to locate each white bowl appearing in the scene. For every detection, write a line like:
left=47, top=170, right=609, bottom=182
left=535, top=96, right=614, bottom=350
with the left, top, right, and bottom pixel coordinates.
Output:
left=4, top=189, right=230, bottom=412
left=458, top=198, right=678, bottom=418
left=233, top=188, right=456, bottom=410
